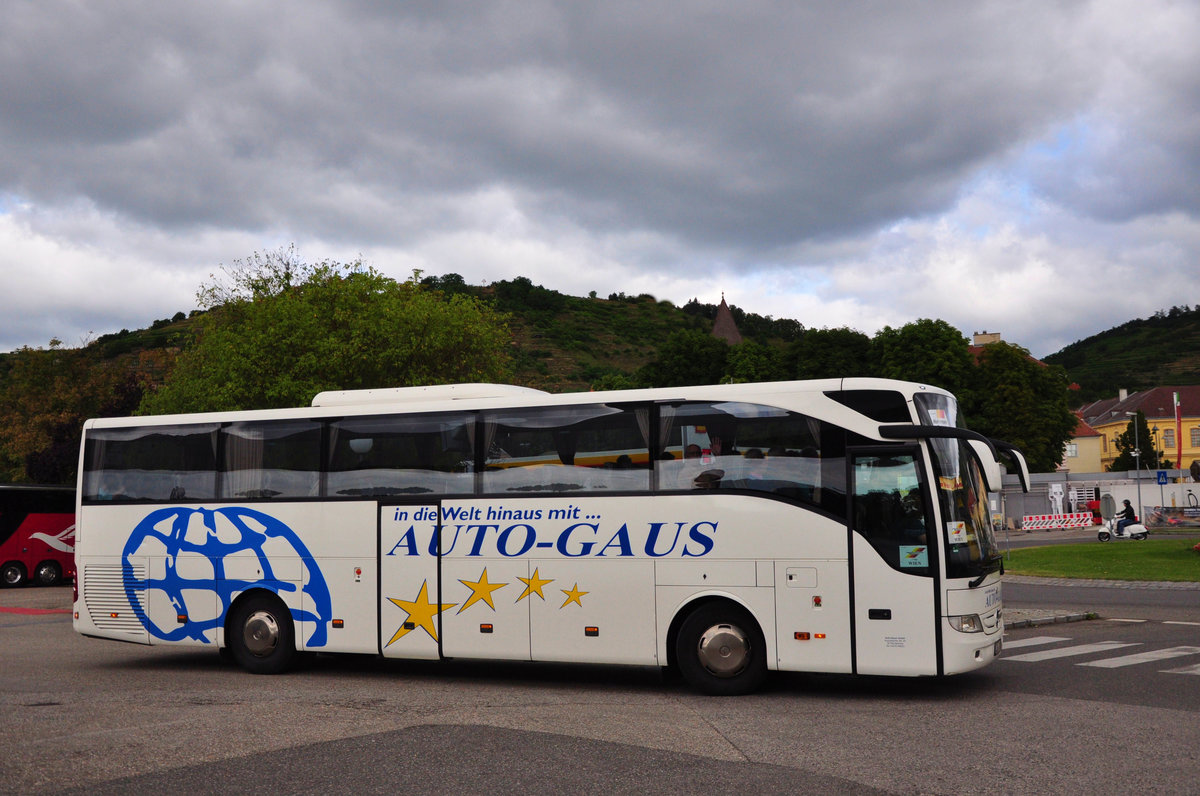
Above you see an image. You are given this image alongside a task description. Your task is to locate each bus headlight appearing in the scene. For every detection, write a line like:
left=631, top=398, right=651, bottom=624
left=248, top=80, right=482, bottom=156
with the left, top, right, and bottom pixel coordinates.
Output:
left=949, top=614, right=983, bottom=633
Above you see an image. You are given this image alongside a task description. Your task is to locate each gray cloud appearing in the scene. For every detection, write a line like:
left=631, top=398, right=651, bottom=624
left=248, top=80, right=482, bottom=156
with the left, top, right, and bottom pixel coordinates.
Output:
left=1, top=0, right=1197, bottom=359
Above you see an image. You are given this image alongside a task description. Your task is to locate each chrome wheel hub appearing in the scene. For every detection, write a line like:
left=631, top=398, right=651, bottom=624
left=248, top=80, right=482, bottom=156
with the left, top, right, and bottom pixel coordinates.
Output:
left=696, top=623, right=750, bottom=678
left=243, top=610, right=280, bottom=657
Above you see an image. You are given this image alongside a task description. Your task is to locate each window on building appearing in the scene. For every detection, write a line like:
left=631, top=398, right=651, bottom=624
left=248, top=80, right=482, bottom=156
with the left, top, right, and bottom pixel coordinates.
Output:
left=1192, top=427, right=1200, bottom=448
left=1164, top=429, right=1175, bottom=448
left=1064, top=443, right=1078, bottom=458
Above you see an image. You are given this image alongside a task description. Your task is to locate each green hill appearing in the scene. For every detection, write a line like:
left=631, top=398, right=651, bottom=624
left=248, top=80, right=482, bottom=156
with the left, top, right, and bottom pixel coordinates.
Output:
left=1043, top=305, right=1200, bottom=402
left=423, top=275, right=800, bottom=391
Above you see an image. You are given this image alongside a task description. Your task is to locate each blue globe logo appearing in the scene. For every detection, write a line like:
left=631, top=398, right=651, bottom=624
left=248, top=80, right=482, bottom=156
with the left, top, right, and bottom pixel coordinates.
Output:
left=122, top=506, right=332, bottom=647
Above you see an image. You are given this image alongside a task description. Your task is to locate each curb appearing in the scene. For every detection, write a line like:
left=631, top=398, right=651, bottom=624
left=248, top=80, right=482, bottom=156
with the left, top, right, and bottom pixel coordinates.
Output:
left=1005, top=610, right=1098, bottom=629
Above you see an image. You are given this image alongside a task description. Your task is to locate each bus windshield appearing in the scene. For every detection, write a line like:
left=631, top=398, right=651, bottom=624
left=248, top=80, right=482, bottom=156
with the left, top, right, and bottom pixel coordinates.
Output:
left=913, top=393, right=1001, bottom=579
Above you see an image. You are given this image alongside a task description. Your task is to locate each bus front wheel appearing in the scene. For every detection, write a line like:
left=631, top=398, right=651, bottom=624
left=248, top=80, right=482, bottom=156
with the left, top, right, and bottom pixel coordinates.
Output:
left=34, top=561, right=62, bottom=586
left=675, top=602, right=767, bottom=696
left=2, top=562, right=26, bottom=587
left=227, top=593, right=296, bottom=675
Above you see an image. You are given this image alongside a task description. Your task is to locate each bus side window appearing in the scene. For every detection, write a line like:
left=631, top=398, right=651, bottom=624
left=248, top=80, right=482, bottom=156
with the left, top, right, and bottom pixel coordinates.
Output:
left=83, top=425, right=218, bottom=502
left=655, top=402, right=829, bottom=512
left=480, top=405, right=650, bottom=494
left=220, top=420, right=322, bottom=499
left=326, top=413, right=474, bottom=497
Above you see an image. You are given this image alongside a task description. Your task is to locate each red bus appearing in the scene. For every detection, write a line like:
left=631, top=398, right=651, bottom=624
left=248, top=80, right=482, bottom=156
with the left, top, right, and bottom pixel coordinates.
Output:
left=0, top=485, right=76, bottom=587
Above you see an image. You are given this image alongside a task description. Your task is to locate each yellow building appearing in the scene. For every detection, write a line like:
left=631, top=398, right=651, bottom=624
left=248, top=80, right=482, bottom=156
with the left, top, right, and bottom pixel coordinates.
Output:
left=1078, top=386, right=1200, bottom=475
left=1059, top=414, right=1103, bottom=473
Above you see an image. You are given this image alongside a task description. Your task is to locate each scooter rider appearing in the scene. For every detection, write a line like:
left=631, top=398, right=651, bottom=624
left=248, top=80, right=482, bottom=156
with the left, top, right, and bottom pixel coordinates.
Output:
left=1115, top=499, right=1136, bottom=535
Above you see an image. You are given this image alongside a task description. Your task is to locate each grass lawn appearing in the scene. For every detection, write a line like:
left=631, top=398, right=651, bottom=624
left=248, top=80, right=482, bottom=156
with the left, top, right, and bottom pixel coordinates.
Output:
left=1004, top=538, right=1200, bottom=582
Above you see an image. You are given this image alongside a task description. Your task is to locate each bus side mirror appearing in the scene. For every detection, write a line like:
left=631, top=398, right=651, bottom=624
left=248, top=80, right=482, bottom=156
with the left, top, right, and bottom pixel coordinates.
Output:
left=966, top=440, right=1004, bottom=493
left=1005, top=448, right=1031, bottom=494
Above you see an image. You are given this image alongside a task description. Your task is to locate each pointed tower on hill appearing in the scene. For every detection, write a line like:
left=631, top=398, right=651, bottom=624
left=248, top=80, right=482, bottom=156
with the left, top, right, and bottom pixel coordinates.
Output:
left=711, top=294, right=743, bottom=345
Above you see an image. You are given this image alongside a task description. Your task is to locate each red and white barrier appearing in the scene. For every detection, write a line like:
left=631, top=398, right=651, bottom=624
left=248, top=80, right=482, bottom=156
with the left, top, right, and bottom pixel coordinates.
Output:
left=1020, top=512, right=1094, bottom=530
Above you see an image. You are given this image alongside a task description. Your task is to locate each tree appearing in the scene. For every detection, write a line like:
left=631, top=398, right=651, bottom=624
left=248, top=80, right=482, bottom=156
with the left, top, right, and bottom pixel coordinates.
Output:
left=872, top=319, right=974, bottom=395
left=0, top=343, right=154, bottom=483
left=786, top=327, right=874, bottom=379
left=139, top=250, right=513, bottom=414
left=1108, top=411, right=1158, bottom=473
left=724, top=340, right=786, bottom=383
left=961, top=342, right=1077, bottom=473
left=637, top=330, right=730, bottom=387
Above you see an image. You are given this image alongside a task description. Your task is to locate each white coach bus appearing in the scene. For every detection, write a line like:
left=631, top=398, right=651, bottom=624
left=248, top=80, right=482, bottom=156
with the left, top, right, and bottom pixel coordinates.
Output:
left=73, top=378, right=1029, bottom=694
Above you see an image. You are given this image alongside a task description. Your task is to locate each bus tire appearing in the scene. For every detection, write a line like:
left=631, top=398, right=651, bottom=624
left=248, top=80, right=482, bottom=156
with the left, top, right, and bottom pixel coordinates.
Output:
left=675, top=602, right=767, bottom=696
left=34, top=561, right=62, bottom=586
left=227, top=593, right=296, bottom=675
left=2, top=562, right=26, bottom=588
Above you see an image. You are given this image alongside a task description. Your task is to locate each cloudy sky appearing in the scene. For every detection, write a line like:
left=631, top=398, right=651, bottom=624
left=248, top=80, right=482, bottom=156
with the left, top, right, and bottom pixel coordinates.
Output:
left=2, top=1, right=1197, bottom=358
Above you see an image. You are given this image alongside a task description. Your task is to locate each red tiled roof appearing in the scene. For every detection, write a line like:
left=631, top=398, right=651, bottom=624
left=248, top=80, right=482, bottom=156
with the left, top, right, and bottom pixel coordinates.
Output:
left=1071, top=412, right=1101, bottom=437
left=1080, top=386, right=1200, bottom=425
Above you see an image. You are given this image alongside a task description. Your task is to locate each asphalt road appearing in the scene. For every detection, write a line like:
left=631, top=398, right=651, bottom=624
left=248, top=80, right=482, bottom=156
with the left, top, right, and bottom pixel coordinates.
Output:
left=3, top=584, right=1199, bottom=795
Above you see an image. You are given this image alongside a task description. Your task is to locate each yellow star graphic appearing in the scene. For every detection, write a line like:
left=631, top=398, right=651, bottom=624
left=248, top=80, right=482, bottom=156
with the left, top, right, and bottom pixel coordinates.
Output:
left=457, top=568, right=508, bottom=613
left=386, top=580, right=457, bottom=645
left=516, top=567, right=554, bottom=602
left=560, top=582, right=588, bottom=608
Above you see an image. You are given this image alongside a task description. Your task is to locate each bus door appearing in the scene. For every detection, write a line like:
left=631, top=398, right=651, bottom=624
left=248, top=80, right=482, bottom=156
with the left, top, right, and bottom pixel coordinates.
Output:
left=379, top=501, right=443, bottom=660
left=848, top=448, right=939, bottom=676
left=437, top=499, right=532, bottom=662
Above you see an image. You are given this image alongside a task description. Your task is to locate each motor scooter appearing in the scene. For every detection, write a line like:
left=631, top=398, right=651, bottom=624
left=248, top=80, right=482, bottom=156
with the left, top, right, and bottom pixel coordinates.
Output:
left=1097, top=515, right=1149, bottom=542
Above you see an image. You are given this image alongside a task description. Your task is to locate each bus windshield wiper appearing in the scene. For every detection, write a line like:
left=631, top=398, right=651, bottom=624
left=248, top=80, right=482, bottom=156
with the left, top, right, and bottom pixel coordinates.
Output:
left=968, top=554, right=1004, bottom=587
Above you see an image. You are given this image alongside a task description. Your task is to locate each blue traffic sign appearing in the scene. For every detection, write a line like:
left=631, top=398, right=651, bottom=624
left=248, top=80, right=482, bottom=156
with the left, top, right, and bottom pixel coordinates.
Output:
left=1156, top=470, right=1168, bottom=485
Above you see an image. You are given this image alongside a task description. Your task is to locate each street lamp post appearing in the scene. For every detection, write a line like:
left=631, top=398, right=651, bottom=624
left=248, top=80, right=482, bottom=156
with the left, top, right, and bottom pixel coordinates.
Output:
left=1126, top=411, right=1143, bottom=519
left=1152, top=427, right=1164, bottom=507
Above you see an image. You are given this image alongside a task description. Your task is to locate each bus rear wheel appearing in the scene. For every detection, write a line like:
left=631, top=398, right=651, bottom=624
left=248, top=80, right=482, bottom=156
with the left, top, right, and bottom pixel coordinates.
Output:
left=34, top=561, right=62, bottom=586
left=227, top=593, right=296, bottom=675
left=2, top=562, right=26, bottom=587
left=675, top=602, right=767, bottom=696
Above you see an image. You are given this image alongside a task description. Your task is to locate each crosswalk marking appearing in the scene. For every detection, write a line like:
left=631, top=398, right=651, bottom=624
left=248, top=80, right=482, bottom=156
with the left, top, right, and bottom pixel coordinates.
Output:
left=1164, top=663, right=1200, bottom=675
left=1079, top=646, right=1200, bottom=668
left=1002, top=633, right=1200, bottom=674
left=1002, top=635, right=1070, bottom=650
left=1003, top=641, right=1138, bottom=662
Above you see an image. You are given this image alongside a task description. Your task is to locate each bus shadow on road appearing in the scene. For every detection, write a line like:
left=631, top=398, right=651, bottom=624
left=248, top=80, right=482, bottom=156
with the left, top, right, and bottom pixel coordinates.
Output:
left=87, top=645, right=995, bottom=701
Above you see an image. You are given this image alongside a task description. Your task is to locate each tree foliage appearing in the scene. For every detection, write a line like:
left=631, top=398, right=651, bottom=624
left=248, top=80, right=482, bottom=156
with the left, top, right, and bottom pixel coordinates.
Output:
left=786, top=327, right=873, bottom=379
left=1108, top=411, right=1160, bottom=472
left=872, top=318, right=974, bottom=395
left=636, top=330, right=730, bottom=387
left=139, top=250, right=513, bottom=414
left=724, top=340, right=786, bottom=384
left=0, top=342, right=157, bottom=483
left=961, top=342, right=1078, bottom=473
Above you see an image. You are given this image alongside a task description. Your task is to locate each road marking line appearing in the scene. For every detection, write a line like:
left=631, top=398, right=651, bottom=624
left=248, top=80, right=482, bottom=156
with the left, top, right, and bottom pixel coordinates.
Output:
left=1164, top=621, right=1200, bottom=627
left=1002, top=635, right=1071, bottom=650
left=1163, top=663, right=1200, bottom=675
left=1109, top=618, right=1147, bottom=623
left=0, top=606, right=72, bottom=615
left=1078, top=646, right=1200, bottom=668
left=1004, top=641, right=1138, bottom=662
